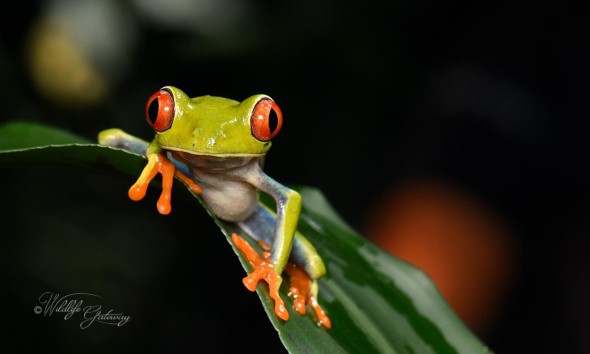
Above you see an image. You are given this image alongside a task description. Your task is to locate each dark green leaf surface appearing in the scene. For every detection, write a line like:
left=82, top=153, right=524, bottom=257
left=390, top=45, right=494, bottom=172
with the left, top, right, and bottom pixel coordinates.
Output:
left=0, top=121, right=92, bottom=149
left=0, top=121, right=492, bottom=354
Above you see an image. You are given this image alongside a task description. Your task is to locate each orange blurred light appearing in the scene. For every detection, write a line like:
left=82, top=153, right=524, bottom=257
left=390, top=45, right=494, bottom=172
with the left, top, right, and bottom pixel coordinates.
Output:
left=366, top=180, right=517, bottom=334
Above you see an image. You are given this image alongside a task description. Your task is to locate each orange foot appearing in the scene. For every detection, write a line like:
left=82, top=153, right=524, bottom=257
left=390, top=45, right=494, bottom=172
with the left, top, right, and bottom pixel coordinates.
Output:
left=128, top=153, right=202, bottom=215
left=231, top=233, right=331, bottom=328
left=285, top=263, right=332, bottom=329
left=231, top=233, right=288, bottom=321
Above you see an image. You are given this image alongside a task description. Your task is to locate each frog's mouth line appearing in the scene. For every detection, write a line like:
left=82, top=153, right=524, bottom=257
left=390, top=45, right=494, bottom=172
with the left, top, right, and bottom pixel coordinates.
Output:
left=160, top=144, right=266, bottom=158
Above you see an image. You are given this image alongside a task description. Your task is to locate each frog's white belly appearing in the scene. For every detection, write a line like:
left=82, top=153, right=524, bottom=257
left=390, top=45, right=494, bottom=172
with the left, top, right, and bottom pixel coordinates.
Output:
left=171, top=152, right=262, bottom=222
left=172, top=151, right=260, bottom=222
left=199, top=178, right=258, bottom=222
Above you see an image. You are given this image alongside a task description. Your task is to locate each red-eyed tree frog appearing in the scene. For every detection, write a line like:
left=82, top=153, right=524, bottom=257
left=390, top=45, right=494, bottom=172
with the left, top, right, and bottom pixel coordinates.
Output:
left=98, top=86, right=331, bottom=328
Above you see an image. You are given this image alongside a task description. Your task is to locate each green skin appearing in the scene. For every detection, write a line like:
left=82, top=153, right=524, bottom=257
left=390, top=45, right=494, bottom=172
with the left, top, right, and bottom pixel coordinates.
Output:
left=98, top=86, right=326, bottom=290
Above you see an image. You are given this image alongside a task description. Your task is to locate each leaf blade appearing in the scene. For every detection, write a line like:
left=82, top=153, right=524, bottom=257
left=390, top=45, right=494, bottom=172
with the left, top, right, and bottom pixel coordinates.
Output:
left=0, top=121, right=492, bottom=354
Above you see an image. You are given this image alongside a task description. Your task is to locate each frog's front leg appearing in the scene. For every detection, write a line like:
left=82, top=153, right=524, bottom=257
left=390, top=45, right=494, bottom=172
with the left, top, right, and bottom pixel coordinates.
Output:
left=98, top=129, right=201, bottom=214
left=98, top=128, right=150, bottom=156
left=128, top=140, right=202, bottom=214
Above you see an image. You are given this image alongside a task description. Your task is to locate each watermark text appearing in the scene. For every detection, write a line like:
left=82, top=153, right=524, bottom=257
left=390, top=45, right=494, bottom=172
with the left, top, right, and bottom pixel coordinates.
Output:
left=34, top=291, right=130, bottom=329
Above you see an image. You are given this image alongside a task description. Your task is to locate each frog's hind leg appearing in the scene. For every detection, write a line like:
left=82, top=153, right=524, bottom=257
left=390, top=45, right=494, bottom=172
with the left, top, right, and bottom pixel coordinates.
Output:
left=231, top=232, right=289, bottom=321
left=284, top=262, right=331, bottom=328
left=237, top=204, right=331, bottom=328
left=236, top=204, right=276, bottom=249
left=237, top=204, right=326, bottom=279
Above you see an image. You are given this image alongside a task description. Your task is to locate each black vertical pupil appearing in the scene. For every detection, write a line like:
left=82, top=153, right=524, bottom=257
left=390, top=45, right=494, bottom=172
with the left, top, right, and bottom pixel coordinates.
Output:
left=148, top=97, right=159, bottom=124
left=268, top=109, right=278, bottom=134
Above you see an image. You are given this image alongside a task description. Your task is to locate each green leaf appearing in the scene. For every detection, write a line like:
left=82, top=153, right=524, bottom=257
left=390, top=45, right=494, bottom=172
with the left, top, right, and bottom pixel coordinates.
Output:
left=0, top=121, right=92, bottom=149
left=0, top=121, right=492, bottom=353
left=0, top=121, right=145, bottom=175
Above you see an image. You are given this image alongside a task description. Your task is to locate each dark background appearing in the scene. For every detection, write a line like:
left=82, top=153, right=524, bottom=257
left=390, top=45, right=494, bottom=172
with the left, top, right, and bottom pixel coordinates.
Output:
left=1, top=1, right=588, bottom=353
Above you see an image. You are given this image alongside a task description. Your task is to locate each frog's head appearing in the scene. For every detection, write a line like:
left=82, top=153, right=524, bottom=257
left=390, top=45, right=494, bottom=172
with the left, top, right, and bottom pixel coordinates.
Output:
left=145, top=86, right=283, bottom=156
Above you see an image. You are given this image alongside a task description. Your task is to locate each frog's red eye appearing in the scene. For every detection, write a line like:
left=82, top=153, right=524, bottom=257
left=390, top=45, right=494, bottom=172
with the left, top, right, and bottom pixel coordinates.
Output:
left=251, top=99, right=283, bottom=142
left=146, top=88, right=175, bottom=132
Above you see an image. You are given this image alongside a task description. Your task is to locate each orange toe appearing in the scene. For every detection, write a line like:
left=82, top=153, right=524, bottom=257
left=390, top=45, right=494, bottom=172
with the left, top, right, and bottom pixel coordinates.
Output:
left=232, top=233, right=289, bottom=321
left=285, top=262, right=331, bottom=329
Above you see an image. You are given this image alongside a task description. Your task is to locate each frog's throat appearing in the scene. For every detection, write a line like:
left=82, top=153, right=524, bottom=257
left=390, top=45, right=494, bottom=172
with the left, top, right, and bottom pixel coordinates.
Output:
left=159, top=144, right=266, bottom=158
